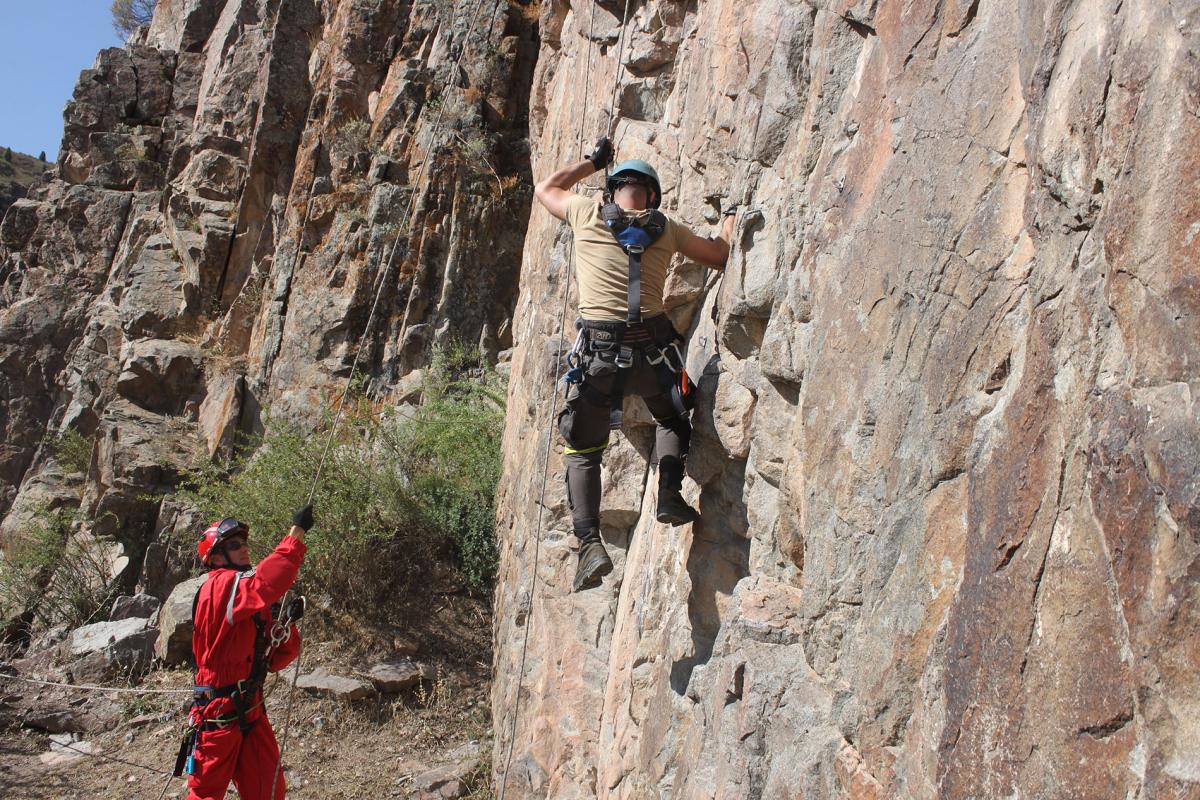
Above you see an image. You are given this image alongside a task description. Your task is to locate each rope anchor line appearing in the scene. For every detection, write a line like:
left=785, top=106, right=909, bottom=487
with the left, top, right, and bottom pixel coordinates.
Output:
left=496, top=1, right=634, bottom=797
left=268, top=2, right=494, bottom=799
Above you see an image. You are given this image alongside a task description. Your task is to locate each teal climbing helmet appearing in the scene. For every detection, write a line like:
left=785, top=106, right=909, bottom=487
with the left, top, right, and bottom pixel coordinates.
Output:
left=607, top=159, right=662, bottom=208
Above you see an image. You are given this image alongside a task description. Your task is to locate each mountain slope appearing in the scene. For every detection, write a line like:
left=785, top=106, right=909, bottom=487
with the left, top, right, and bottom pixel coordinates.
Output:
left=0, top=148, right=49, bottom=217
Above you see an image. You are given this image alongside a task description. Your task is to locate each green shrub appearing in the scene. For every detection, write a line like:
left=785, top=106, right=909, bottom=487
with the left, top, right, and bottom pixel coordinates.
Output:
left=334, top=119, right=373, bottom=158
left=181, top=347, right=504, bottom=618
left=0, top=506, right=119, bottom=631
left=51, top=428, right=94, bottom=475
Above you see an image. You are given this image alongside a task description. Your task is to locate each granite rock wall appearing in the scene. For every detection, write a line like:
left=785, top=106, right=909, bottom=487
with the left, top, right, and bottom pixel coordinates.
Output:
left=492, top=1, right=1200, bottom=797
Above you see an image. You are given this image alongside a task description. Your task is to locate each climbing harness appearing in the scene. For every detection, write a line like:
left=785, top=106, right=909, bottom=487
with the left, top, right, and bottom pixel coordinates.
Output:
left=173, top=576, right=300, bottom=782
left=600, top=200, right=667, bottom=324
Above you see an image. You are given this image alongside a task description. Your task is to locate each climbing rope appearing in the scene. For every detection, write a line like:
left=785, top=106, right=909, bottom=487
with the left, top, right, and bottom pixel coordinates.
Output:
left=496, top=0, right=633, bottom=796
left=606, top=0, right=636, bottom=138
left=0, top=673, right=192, bottom=694
left=212, top=4, right=289, bottom=310
left=47, top=738, right=177, bottom=777
left=304, top=0, right=491, bottom=504
left=268, top=3, right=493, bottom=799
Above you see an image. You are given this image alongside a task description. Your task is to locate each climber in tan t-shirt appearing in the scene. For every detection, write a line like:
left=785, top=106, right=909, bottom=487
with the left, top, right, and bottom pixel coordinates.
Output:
left=534, top=137, right=736, bottom=591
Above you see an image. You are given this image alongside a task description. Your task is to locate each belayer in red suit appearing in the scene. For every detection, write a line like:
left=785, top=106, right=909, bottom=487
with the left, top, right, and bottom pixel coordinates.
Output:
left=178, top=504, right=313, bottom=800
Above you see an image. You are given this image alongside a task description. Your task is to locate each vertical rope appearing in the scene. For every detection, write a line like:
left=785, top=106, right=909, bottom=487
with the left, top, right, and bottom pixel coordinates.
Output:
left=606, top=0, right=635, bottom=137
left=267, top=3, right=492, bottom=799
left=497, top=0, right=633, bottom=795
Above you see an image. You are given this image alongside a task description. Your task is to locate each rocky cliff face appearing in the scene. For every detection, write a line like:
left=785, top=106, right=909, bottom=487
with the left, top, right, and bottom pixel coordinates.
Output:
left=493, top=1, right=1200, bottom=798
left=3, top=0, right=1198, bottom=797
left=0, top=0, right=537, bottom=595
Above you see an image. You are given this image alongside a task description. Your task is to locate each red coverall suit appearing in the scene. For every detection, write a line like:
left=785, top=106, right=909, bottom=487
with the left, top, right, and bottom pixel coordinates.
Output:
left=186, top=536, right=305, bottom=800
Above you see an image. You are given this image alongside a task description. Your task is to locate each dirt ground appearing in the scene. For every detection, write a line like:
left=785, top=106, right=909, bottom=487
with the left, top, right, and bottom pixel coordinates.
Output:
left=0, top=595, right=494, bottom=799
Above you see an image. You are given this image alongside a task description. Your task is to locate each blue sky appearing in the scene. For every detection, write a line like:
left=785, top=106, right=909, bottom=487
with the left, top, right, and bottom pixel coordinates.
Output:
left=0, top=3, right=123, bottom=159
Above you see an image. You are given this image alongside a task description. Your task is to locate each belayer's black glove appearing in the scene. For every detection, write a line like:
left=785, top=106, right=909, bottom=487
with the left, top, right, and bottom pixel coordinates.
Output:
left=587, top=137, right=613, bottom=171
left=292, top=504, right=314, bottom=532
left=285, top=596, right=306, bottom=622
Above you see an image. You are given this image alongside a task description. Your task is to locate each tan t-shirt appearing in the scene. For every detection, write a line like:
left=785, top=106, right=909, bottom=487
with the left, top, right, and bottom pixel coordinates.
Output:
left=566, top=195, right=699, bottom=322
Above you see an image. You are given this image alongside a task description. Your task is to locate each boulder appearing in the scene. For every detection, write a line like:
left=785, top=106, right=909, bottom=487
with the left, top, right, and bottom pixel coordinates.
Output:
left=413, top=765, right=468, bottom=799
left=197, top=372, right=244, bottom=460
left=41, top=734, right=92, bottom=766
left=413, top=742, right=484, bottom=800
left=110, top=593, right=161, bottom=621
left=366, top=660, right=431, bottom=693
left=155, top=574, right=206, bottom=666
left=295, top=669, right=374, bottom=701
left=22, top=708, right=89, bottom=735
left=66, top=617, right=157, bottom=678
left=20, top=697, right=120, bottom=735
left=115, top=338, right=203, bottom=414
left=141, top=501, right=204, bottom=600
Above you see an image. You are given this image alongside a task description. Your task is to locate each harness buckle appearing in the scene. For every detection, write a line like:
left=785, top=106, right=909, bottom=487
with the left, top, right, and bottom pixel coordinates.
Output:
left=668, top=342, right=685, bottom=372
left=615, top=346, right=634, bottom=369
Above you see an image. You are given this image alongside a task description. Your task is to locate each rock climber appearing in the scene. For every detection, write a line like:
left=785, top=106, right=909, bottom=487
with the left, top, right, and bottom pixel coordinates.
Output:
left=534, top=137, right=736, bottom=591
left=179, top=505, right=314, bottom=800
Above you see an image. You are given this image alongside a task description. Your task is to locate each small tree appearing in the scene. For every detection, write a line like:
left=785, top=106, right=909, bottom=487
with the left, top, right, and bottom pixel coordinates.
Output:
left=3, top=148, right=11, bottom=162
left=37, top=151, right=46, bottom=162
left=111, top=0, right=157, bottom=39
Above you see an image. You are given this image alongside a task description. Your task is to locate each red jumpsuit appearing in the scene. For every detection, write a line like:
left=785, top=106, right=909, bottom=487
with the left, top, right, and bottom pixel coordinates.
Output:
left=186, top=536, right=305, bottom=800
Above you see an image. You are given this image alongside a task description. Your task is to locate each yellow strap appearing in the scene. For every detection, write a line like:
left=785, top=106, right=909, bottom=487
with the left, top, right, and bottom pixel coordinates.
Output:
left=564, top=442, right=608, bottom=455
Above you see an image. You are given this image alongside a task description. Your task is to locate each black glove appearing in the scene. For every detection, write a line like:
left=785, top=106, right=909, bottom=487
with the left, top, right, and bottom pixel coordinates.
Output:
left=292, top=504, right=314, bottom=532
left=285, top=596, right=306, bottom=622
left=721, top=204, right=740, bottom=218
left=586, top=137, right=613, bottom=171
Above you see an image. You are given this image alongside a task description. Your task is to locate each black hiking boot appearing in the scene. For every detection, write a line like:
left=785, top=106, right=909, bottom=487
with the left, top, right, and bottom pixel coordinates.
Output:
left=573, top=539, right=613, bottom=592
left=656, top=458, right=699, bottom=526
left=656, top=488, right=699, bottom=525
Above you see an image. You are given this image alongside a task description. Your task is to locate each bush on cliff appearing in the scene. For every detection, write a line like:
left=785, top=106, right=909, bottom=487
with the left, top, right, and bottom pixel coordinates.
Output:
left=0, top=506, right=121, bottom=635
left=181, top=347, right=504, bottom=619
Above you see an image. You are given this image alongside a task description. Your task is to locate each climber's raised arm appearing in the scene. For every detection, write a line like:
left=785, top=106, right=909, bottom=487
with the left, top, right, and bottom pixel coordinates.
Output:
left=533, top=138, right=614, bottom=221
left=678, top=208, right=738, bottom=270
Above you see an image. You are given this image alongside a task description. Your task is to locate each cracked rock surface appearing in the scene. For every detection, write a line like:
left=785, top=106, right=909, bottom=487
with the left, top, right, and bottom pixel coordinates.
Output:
left=492, top=1, right=1200, bottom=798
left=0, top=0, right=537, bottom=620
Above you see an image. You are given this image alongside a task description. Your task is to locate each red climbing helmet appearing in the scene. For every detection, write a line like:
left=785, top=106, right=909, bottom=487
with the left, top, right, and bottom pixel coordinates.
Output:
left=197, top=518, right=249, bottom=566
